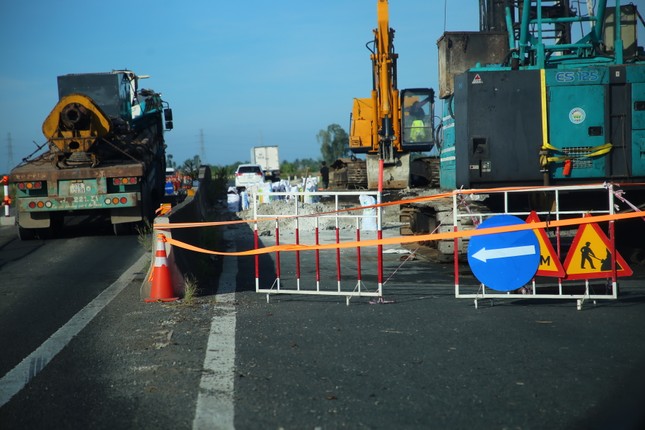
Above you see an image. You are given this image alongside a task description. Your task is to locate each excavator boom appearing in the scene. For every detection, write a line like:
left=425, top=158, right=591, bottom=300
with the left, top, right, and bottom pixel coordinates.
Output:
left=348, top=0, right=435, bottom=189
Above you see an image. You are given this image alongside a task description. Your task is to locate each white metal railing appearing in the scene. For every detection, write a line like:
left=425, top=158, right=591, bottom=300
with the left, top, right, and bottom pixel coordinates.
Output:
left=451, top=183, right=624, bottom=310
left=250, top=190, right=383, bottom=305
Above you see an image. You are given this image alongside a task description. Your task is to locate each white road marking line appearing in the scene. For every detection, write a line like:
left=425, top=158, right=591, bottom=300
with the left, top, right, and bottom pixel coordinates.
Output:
left=193, top=231, right=237, bottom=430
left=0, top=253, right=149, bottom=407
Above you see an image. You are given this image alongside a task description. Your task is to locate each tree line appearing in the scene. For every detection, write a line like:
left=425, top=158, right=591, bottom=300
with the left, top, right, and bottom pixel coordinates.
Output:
left=168, top=123, right=350, bottom=181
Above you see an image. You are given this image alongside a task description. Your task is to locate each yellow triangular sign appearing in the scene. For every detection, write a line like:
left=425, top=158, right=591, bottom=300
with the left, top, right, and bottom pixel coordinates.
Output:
left=562, top=215, right=632, bottom=280
left=525, top=212, right=565, bottom=278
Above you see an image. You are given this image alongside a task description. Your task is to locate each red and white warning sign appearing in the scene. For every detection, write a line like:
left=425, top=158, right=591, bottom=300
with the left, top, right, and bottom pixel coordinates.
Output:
left=562, top=215, right=632, bottom=280
left=472, top=74, right=483, bottom=84
left=525, top=212, right=566, bottom=278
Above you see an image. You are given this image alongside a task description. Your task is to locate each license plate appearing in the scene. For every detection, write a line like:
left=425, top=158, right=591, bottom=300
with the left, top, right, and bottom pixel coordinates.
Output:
left=69, top=182, right=87, bottom=194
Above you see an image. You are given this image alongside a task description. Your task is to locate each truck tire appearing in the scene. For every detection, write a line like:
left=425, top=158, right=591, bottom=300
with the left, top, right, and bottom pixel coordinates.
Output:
left=18, top=227, right=49, bottom=241
left=113, top=222, right=133, bottom=236
left=16, top=212, right=49, bottom=240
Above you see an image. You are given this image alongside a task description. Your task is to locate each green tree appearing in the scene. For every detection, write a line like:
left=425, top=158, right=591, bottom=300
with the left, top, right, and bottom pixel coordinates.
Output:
left=182, top=155, right=202, bottom=179
left=317, top=124, right=349, bottom=164
left=210, top=165, right=235, bottom=196
left=166, top=153, right=176, bottom=169
left=277, top=159, right=321, bottom=178
left=280, top=160, right=297, bottom=177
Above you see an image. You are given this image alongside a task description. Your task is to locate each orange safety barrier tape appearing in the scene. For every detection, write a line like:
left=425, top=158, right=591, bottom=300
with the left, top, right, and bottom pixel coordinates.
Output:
left=155, top=182, right=645, bottom=230
left=161, top=210, right=645, bottom=257
left=154, top=191, right=455, bottom=229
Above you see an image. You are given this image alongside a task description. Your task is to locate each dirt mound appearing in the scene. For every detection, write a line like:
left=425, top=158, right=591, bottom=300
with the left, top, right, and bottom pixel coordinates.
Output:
left=235, top=196, right=403, bottom=233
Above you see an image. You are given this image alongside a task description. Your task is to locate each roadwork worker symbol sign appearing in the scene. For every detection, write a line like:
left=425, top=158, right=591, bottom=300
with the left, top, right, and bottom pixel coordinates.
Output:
left=525, top=212, right=565, bottom=278
left=562, top=216, right=632, bottom=280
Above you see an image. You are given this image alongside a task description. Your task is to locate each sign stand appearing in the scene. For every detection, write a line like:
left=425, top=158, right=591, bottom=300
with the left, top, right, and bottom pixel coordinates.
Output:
left=452, top=184, right=632, bottom=310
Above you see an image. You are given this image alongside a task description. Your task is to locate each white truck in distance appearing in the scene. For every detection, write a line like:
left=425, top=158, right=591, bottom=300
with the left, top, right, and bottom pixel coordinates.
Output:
left=251, top=146, right=280, bottom=182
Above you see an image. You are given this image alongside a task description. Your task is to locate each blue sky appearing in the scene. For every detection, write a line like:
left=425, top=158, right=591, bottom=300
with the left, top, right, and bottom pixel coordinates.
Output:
left=0, top=0, right=479, bottom=170
left=1, top=1, right=642, bottom=171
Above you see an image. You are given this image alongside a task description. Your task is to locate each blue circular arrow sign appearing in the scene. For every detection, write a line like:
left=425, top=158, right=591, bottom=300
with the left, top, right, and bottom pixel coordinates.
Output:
left=467, top=214, right=539, bottom=292
left=164, top=181, right=175, bottom=196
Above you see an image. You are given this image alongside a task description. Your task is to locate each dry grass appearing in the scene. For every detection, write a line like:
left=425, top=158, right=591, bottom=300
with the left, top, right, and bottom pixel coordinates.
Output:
left=182, top=274, right=198, bottom=305
left=135, top=219, right=153, bottom=251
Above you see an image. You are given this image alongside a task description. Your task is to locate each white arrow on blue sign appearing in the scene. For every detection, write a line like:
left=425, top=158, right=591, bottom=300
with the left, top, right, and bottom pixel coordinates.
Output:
left=467, top=214, right=539, bottom=292
left=165, top=182, right=175, bottom=196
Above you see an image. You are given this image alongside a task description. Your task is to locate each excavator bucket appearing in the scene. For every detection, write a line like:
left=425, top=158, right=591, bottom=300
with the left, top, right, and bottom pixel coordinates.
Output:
left=366, top=153, right=410, bottom=189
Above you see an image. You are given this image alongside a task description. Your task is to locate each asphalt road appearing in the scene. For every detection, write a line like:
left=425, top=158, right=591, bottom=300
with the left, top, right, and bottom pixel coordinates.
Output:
left=0, top=219, right=147, bottom=375
left=1, top=218, right=645, bottom=429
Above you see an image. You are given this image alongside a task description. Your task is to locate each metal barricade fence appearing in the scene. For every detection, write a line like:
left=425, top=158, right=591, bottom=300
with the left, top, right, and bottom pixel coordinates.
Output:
left=251, top=190, right=383, bottom=305
left=451, top=183, right=622, bottom=309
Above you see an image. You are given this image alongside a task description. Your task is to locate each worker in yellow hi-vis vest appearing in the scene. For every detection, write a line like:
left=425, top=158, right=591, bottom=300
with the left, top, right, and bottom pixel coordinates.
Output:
left=407, top=100, right=427, bottom=142
left=409, top=113, right=426, bottom=142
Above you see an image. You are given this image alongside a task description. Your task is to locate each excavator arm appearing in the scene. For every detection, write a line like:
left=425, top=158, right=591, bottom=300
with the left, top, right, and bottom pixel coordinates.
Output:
left=348, top=0, right=435, bottom=188
left=350, top=0, right=402, bottom=163
left=372, top=0, right=401, bottom=162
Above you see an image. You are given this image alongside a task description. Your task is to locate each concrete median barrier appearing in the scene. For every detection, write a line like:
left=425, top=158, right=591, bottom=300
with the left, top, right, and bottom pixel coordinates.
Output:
left=141, top=165, right=214, bottom=300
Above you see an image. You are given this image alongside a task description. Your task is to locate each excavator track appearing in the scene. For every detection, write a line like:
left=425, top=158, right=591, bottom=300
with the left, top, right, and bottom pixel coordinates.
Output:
left=396, top=184, right=491, bottom=263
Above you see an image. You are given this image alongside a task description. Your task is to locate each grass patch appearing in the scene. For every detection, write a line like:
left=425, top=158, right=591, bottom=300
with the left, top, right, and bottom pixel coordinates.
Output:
left=182, top=274, right=198, bottom=305
left=135, top=219, right=153, bottom=251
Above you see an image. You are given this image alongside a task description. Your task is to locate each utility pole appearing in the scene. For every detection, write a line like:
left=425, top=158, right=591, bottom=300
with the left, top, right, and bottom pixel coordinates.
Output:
left=5, top=133, right=13, bottom=173
left=199, top=129, right=206, bottom=163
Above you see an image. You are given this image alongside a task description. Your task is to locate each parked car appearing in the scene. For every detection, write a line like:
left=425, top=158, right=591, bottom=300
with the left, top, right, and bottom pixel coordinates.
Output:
left=234, top=164, right=265, bottom=190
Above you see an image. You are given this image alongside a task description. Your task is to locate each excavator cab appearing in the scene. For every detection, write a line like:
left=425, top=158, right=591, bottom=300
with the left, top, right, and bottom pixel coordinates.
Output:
left=401, top=88, right=435, bottom=152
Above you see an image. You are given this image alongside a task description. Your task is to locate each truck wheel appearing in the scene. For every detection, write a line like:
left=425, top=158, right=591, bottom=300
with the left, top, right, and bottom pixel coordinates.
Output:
left=113, top=222, right=132, bottom=236
left=18, top=227, right=42, bottom=241
left=49, top=214, right=64, bottom=238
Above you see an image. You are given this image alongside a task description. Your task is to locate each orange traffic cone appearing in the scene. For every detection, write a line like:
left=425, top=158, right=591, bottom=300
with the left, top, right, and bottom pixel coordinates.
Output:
left=145, top=233, right=178, bottom=302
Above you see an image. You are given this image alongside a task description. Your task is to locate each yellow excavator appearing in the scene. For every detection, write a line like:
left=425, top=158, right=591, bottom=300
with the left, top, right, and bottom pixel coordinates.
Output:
left=349, top=0, right=435, bottom=189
